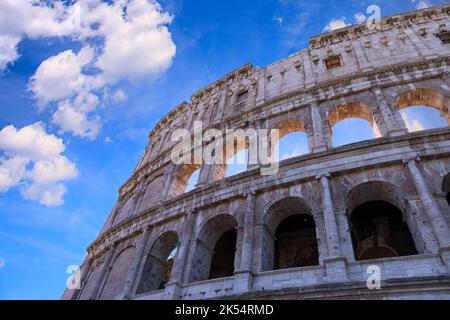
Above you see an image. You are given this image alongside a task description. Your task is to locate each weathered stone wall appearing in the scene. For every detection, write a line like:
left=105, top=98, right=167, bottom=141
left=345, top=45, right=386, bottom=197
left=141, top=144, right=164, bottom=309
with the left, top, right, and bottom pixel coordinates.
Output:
left=63, top=5, right=450, bottom=300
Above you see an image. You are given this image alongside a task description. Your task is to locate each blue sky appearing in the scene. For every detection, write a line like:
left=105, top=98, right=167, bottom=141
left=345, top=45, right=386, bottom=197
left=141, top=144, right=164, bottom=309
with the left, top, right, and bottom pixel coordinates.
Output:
left=0, top=0, right=448, bottom=300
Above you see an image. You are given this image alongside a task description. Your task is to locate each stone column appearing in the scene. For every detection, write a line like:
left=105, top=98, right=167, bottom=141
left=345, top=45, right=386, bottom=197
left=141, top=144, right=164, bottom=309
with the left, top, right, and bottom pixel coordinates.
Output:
left=90, top=244, right=117, bottom=300
left=303, top=50, right=316, bottom=89
left=255, top=72, right=266, bottom=106
left=317, top=173, right=348, bottom=282
left=404, top=26, right=436, bottom=59
left=234, top=193, right=256, bottom=293
left=164, top=210, right=197, bottom=299
left=372, top=87, right=407, bottom=137
left=351, top=39, right=373, bottom=72
left=65, top=259, right=93, bottom=300
left=122, top=227, right=152, bottom=299
left=405, top=158, right=450, bottom=247
left=171, top=210, right=197, bottom=284
left=310, top=103, right=327, bottom=153
left=404, top=157, right=450, bottom=273
left=240, top=192, right=256, bottom=271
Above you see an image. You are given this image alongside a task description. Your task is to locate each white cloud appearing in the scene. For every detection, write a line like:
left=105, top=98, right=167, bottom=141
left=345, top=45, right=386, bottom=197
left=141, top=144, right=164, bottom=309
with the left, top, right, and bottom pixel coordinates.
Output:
left=26, top=0, right=176, bottom=139
left=112, top=90, right=127, bottom=103
left=412, top=0, right=431, bottom=9
left=401, top=112, right=425, bottom=132
left=52, top=100, right=101, bottom=140
left=324, top=17, right=350, bottom=32
left=354, top=13, right=367, bottom=24
left=92, top=0, right=176, bottom=82
left=0, top=0, right=77, bottom=71
left=0, top=122, right=78, bottom=206
left=29, top=47, right=96, bottom=108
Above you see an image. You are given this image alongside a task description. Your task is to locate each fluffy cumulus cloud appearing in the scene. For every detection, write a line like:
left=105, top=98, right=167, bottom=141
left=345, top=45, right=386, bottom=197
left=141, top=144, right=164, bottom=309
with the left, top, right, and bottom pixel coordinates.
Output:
left=27, top=0, right=176, bottom=139
left=0, top=0, right=78, bottom=71
left=0, top=123, right=78, bottom=206
left=323, top=17, right=350, bottom=32
left=2, top=0, right=176, bottom=140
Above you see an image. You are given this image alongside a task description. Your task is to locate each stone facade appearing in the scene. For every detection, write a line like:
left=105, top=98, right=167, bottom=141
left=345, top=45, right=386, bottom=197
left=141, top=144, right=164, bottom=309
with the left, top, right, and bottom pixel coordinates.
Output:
left=63, top=5, right=450, bottom=300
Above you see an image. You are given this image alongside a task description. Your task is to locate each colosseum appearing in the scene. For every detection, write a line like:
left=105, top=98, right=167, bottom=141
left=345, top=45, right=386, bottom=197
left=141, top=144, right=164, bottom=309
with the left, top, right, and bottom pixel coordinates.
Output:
left=63, top=5, right=450, bottom=300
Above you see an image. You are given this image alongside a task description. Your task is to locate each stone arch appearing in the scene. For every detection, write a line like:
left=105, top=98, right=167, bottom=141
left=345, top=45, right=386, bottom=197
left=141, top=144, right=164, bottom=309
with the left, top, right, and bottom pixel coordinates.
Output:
left=136, top=231, right=179, bottom=294
left=443, top=173, right=450, bottom=207
left=78, top=259, right=105, bottom=300
left=396, top=87, right=450, bottom=127
left=99, top=245, right=137, bottom=300
left=137, top=174, right=164, bottom=212
left=346, top=181, right=418, bottom=261
left=188, top=214, right=238, bottom=282
left=168, top=164, right=201, bottom=197
left=261, top=197, right=318, bottom=271
left=328, top=101, right=381, bottom=146
left=223, top=129, right=253, bottom=177
left=269, top=118, right=310, bottom=159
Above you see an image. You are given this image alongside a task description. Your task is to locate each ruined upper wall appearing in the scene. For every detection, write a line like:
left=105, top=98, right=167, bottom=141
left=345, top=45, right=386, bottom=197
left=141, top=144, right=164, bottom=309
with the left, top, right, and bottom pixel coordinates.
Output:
left=138, top=4, right=450, bottom=168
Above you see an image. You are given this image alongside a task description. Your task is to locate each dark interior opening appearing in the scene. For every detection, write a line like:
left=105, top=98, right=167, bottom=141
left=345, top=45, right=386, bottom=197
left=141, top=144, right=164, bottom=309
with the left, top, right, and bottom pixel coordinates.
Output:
left=350, top=201, right=418, bottom=261
left=209, top=229, right=237, bottom=279
left=274, top=214, right=319, bottom=269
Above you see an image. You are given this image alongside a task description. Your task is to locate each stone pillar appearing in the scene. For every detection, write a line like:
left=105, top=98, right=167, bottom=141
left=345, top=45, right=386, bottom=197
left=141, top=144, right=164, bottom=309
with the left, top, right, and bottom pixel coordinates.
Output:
left=404, top=26, right=437, bottom=60
left=317, top=173, right=348, bottom=282
left=303, top=50, right=316, bottom=89
left=122, top=227, right=152, bottom=299
left=171, top=210, right=197, bottom=284
left=233, top=193, right=257, bottom=293
left=352, top=39, right=373, bottom=72
left=90, top=244, right=116, bottom=300
left=65, top=259, right=93, bottom=300
left=404, top=157, right=450, bottom=273
left=372, top=87, right=408, bottom=137
left=302, top=124, right=313, bottom=154
left=164, top=210, right=197, bottom=299
left=255, top=73, right=266, bottom=106
left=310, top=103, right=327, bottom=153
left=405, top=158, right=450, bottom=247
left=240, top=193, right=256, bottom=271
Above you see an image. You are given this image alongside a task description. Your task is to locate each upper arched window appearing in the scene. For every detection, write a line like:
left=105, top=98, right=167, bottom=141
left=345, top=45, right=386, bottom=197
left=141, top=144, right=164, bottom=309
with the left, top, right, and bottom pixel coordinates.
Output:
left=397, top=88, right=450, bottom=132
left=329, top=102, right=381, bottom=147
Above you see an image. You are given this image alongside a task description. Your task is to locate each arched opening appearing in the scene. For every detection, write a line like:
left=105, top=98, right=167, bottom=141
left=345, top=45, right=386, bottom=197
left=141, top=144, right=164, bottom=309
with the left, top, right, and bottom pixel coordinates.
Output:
left=397, top=88, right=450, bottom=132
left=347, top=182, right=418, bottom=261
left=271, top=118, right=309, bottom=161
left=443, top=174, right=450, bottom=207
left=274, top=214, right=319, bottom=269
left=329, top=102, right=381, bottom=147
left=185, top=168, right=200, bottom=193
left=226, top=148, right=248, bottom=177
left=262, top=197, right=318, bottom=271
left=99, top=246, right=136, bottom=300
left=136, top=231, right=178, bottom=294
left=169, top=164, right=201, bottom=197
left=188, top=214, right=237, bottom=282
left=209, top=229, right=237, bottom=279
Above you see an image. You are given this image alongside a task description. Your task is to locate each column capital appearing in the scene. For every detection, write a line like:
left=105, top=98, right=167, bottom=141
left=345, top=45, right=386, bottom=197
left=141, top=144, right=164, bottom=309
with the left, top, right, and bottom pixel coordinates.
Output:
left=244, top=190, right=257, bottom=198
left=402, top=156, right=421, bottom=165
left=316, top=172, right=331, bottom=180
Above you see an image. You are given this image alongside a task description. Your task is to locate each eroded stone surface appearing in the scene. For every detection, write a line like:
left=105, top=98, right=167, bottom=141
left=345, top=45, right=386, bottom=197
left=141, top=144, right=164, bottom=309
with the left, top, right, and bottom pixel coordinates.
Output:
left=62, top=5, right=450, bottom=300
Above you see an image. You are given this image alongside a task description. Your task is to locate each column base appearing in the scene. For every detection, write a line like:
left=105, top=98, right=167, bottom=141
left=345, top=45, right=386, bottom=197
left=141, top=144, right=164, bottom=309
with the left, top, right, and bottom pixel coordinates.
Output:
left=388, top=129, right=408, bottom=137
left=438, top=246, right=450, bottom=274
left=312, top=145, right=327, bottom=153
left=323, top=257, right=349, bottom=283
left=163, top=282, right=183, bottom=300
left=233, top=271, right=253, bottom=294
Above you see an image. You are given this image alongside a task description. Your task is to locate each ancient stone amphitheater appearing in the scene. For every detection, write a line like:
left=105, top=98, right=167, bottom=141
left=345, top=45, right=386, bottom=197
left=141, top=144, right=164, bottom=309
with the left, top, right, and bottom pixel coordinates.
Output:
left=63, top=5, right=450, bottom=300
